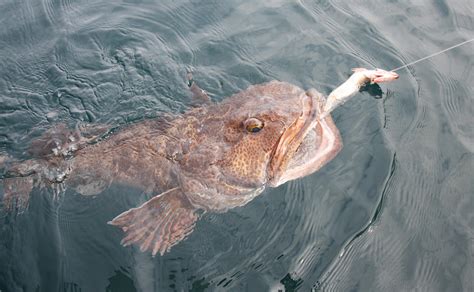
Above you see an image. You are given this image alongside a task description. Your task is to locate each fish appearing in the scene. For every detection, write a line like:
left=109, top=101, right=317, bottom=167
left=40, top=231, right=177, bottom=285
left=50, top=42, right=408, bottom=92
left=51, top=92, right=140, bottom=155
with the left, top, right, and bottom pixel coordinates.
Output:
left=1, top=76, right=343, bottom=256
left=321, top=68, right=399, bottom=117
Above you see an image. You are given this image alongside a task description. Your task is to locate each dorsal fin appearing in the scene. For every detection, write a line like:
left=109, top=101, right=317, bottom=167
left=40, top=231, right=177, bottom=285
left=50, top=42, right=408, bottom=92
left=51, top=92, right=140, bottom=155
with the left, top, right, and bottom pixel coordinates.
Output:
left=187, top=72, right=211, bottom=105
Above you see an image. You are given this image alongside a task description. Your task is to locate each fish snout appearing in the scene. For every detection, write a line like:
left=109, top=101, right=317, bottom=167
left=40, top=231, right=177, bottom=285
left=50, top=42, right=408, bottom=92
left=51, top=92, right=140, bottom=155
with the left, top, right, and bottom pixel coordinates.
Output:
left=371, top=69, right=399, bottom=83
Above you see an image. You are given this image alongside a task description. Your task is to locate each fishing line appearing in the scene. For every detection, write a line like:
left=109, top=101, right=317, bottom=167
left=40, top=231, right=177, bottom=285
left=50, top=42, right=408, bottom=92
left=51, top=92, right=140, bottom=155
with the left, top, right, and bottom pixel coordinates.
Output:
left=391, top=38, right=474, bottom=72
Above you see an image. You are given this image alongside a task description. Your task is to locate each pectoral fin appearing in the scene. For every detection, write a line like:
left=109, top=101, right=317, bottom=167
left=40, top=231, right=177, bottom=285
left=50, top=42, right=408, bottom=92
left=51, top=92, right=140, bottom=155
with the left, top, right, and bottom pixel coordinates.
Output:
left=108, top=187, right=198, bottom=256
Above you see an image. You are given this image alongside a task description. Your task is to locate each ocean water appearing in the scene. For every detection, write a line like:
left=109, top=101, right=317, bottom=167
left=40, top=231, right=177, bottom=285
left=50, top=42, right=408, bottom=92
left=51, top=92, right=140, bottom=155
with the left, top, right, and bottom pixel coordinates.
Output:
left=0, top=0, right=472, bottom=291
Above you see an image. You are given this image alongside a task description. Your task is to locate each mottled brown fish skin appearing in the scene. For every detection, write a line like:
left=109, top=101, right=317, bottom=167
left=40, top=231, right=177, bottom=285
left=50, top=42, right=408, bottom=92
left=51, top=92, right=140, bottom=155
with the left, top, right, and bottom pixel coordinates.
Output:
left=2, top=80, right=343, bottom=255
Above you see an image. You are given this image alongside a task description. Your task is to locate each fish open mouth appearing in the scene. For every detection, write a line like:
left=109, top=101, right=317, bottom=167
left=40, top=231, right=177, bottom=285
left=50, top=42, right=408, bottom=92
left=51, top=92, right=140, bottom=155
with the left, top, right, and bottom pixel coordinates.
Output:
left=267, top=89, right=342, bottom=187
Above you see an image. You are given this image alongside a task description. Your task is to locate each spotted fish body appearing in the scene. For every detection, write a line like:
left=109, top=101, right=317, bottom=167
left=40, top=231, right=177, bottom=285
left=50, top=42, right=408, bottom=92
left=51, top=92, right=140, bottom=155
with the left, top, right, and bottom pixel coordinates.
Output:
left=2, top=79, right=344, bottom=256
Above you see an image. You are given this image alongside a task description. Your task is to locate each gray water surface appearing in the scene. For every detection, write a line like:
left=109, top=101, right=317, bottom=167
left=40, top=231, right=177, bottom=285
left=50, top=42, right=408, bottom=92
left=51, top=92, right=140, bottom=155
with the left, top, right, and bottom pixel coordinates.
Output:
left=0, top=0, right=473, bottom=291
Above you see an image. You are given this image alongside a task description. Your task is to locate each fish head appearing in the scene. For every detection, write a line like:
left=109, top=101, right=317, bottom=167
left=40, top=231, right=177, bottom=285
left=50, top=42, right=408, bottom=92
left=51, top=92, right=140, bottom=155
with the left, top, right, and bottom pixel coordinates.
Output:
left=367, top=68, right=399, bottom=83
left=184, top=81, right=342, bottom=201
left=352, top=67, right=399, bottom=83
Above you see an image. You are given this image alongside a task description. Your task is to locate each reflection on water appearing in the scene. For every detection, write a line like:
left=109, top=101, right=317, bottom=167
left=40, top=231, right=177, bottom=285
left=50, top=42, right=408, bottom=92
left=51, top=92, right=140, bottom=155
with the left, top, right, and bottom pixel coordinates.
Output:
left=0, top=0, right=473, bottom=291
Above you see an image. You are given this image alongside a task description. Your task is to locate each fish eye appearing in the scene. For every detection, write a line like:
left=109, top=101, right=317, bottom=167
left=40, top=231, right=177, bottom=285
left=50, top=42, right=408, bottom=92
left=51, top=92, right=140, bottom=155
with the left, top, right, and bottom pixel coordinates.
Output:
left=244, top=117, right=264, bottom=133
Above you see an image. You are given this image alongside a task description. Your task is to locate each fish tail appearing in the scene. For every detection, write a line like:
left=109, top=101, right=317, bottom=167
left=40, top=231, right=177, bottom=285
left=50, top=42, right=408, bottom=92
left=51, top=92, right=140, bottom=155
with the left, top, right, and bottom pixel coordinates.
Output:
left=1, top=158, right=41, bottom=213
left=1, top=175, right=35, bottom=213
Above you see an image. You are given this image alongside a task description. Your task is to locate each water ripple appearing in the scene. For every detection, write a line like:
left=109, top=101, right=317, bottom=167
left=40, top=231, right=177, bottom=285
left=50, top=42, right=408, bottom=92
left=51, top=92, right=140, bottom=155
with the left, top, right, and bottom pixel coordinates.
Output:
left=0, top=0, right=473, bottom=291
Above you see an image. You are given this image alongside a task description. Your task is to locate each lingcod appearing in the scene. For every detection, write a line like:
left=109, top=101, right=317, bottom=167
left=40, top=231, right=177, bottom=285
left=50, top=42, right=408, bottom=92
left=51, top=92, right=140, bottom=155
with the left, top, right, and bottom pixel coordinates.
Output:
left=1, top=69, right=398, bottom=256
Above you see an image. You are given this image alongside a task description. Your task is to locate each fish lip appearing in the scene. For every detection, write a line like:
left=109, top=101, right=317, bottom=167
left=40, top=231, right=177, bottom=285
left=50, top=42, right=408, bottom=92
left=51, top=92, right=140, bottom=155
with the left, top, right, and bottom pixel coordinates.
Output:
left=267, top=91, right=319, bottom=186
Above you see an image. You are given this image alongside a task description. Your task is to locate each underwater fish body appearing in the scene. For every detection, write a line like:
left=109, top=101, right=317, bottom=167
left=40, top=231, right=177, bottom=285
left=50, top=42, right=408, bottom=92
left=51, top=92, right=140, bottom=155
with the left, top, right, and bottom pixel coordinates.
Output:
left=2, top=80, right=342, bottom=256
